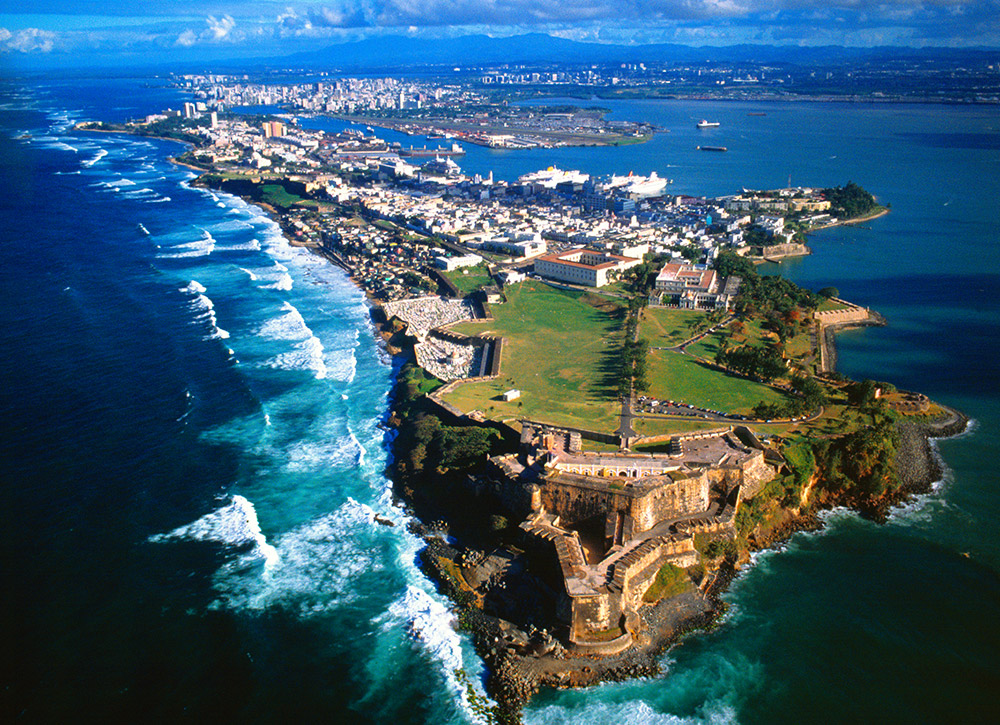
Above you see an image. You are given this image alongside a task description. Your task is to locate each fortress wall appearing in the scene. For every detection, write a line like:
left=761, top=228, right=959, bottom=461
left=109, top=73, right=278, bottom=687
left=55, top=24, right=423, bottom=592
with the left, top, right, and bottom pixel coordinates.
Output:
left=539, top=483, right=622, bottom=527
left=631, top=475, right=710, bottom=533
left=617, top=538, right=699, bottom=612
left=814, top=299, right=870, bottom=325
left=741, top=454, right=776, bottom=499
left=572, top=594, right=614, bottom=637
left=488, top=336, right=503, bottom=376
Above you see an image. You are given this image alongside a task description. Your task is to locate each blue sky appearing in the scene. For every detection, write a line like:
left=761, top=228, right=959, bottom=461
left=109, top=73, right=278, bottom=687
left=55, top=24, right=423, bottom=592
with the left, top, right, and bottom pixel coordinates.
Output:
left=2, top=0, right=999, bottom=66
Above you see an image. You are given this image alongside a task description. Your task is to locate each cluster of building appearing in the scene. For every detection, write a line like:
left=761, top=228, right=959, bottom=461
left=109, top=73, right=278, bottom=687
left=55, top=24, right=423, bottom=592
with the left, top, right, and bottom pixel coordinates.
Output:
left=177, top=74, right=471, bottom=115
left=652, top=263, right=741, bottom=310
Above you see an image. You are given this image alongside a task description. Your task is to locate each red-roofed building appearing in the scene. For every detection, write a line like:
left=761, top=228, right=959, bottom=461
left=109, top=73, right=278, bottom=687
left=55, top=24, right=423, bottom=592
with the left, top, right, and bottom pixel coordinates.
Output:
left=655, top=263, right=737, bottom=309
left=534, top=248, right=642, bottom=287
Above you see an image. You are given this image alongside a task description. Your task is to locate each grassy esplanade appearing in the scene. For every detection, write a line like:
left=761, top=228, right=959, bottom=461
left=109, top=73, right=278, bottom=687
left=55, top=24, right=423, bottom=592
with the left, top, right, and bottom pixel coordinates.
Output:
left=443, top=283, right=625, bottom=431
left=442, top=263, right=495, bottom=297
left=640, top=307, right=790, bottom=414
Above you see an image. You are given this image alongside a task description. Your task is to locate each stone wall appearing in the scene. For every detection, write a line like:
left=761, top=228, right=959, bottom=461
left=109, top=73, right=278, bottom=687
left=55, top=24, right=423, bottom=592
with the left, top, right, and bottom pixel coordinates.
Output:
left=631, top=474, right=710, bottom=533
left=740, top=453, right=776, bottom=499
left=814, top=298, right=870, bottom=325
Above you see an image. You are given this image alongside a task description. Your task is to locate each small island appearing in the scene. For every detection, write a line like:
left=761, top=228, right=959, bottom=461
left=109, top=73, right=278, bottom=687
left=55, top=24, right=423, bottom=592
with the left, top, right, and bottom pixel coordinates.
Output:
left=79, top=105, right=965, bottom=724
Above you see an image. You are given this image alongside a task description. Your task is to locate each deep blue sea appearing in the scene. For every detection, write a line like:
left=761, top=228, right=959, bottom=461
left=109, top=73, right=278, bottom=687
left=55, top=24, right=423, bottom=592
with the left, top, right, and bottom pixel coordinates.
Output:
left=2, top=77, right=998, bottom=723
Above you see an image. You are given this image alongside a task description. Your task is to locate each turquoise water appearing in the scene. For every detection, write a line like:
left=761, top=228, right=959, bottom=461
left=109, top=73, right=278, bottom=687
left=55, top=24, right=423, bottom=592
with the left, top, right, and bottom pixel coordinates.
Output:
left=2, top=79, right=998, bottom=723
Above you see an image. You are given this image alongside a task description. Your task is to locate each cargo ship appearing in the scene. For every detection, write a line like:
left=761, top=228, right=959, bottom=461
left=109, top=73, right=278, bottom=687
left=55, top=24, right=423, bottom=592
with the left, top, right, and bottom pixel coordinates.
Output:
left=696, top=119, right=721, bottom=128
left=697, top=145, right=728, bottom=152
left=399, top=142, right=465, bottom=157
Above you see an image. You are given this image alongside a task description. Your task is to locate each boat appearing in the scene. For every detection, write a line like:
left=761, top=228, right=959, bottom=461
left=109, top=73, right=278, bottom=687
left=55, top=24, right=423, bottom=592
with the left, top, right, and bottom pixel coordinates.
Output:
left=697, top=145, right=728, bottom=152
left=518, top=166, right=590, bottom=189
left=607, top=171, right=671, bottom=198
left=400, top=142, right=465, bottom=158
left=696, top=120, right=720, bottom=128
left=747, top=112, right=767, bottom=117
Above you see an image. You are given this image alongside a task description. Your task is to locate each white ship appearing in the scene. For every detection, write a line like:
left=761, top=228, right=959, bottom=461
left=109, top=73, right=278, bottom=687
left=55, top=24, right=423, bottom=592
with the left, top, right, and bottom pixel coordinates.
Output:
left=697, top=119, right=721, bottom=128
left=607, top=171, right=671, bottom=198
left=518, top=166, right=590, bottom=189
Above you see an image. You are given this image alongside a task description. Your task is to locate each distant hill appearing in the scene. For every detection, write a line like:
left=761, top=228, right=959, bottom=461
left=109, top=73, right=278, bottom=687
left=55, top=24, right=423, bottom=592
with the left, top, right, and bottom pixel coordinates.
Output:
left=277, top=33, right=999, bottom=70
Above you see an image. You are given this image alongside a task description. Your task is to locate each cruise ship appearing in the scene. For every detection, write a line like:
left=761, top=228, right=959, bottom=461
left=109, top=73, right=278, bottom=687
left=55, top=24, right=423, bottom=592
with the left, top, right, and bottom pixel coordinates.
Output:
left=696, top=119, right=721, bottom=128
left=518, top=167, right=590, bottom=189
left=606, top=171, right=671, bottom=198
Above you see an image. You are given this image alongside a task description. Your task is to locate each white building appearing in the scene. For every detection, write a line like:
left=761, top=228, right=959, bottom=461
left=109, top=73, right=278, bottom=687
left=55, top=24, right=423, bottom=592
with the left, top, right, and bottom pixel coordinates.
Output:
left=434, top=254, right=482, bottom=271
left=535, top=248, right=641, bottom=288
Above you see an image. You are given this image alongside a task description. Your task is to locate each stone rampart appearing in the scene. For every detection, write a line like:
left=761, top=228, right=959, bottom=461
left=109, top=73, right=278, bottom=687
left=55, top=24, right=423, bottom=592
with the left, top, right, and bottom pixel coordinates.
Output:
left=814, top=298, right=870, bottom=325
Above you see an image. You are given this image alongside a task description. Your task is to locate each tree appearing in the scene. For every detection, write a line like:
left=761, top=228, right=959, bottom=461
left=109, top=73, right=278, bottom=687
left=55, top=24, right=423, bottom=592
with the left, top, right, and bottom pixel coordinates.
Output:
left=847, top=379, right=879, bottom=407
left=818, top=286, right=839, bottom=299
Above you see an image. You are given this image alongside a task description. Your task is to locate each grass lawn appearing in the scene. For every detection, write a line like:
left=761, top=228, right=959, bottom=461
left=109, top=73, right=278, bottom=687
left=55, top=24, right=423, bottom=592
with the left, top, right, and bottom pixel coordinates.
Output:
left=817, top=297, right=849, bottom=312
left=444, top=263, right=494, bottom=296
left=643, top=563, right=691, bottom=603
left=645, top=349, right=789, bottom=414
left=443, top=283, right=625, bottom=431
left=642, top=307, right=709, bottom=348
left=685, top=317, right=815, bottom=376
left=260, top=184, right=312, bottom=211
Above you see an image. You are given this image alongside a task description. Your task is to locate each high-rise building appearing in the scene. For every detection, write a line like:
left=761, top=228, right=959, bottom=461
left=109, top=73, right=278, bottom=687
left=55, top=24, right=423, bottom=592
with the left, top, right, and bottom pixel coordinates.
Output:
left=262, top=121, right=285, bottom=138
left=183, top=102, right=196, bottom=119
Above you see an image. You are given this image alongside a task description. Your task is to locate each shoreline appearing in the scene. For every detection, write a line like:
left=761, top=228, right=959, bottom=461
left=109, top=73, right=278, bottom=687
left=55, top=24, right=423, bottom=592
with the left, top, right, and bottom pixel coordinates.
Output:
left=811, top=206, right=890, bottom=232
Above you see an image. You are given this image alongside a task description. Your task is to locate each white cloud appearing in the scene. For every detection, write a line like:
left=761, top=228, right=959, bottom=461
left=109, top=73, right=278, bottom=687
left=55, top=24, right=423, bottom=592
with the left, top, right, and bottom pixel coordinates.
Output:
left=176, top=29, right=198, bottom=47
left=207, top=15, right=236, bottom=41
left=0, top=27, right=57, bottom=53
left=175, top=14, right=238, bottom=47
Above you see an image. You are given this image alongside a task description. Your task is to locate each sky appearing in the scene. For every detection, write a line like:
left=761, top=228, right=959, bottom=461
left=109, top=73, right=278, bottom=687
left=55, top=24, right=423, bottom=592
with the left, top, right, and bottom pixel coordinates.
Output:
left=1, top=0, right=999, bottom=68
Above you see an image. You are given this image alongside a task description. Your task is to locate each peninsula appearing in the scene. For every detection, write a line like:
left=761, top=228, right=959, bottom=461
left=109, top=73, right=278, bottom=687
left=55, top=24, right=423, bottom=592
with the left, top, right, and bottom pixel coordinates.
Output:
left=81, top=104, right=966, bottom=724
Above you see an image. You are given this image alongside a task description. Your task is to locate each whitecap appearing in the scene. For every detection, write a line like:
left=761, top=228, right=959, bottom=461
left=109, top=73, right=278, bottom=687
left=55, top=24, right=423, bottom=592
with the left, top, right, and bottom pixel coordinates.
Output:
left=384, top=586, right=463, bottom=671
left=149, top=494, right=279, bottom=570
left=263, top=272, right=294, bottom=291
left=238, top=267, right=259, bottom=281
left=216, top=238, right=262, bottom=252
left=525, top=699, right=738, bottom=725
left=81, top=148, right=108, bottom=167
left=207, top=498, right=384, bottom=615
left=160, top=229, right=215, bottom=259
left=326, top=347, right=357, bottom=383
left=282, top=434, right=365, bottom=472
left=179, top=280, right=229, bottom=340
left=267, top=336, right=327, bottom=378
left=257, top=301, right=315, bottom=341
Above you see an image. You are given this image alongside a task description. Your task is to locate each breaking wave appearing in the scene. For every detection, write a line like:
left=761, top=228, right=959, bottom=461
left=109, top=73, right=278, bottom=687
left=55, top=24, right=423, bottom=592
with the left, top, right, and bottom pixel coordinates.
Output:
left=180, top=280, right=229, bottom=340
left=149, top=494, right=279, bottom=570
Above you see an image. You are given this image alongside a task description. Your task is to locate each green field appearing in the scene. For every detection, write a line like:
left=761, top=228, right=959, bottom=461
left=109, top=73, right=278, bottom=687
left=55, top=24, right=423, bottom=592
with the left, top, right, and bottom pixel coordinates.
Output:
left=260, top=184, right=317, bottom=210
left=644, top=350, right=788, bottom=414
left=642, top=307, right=708, bottom=348
left=444, top=263, right=495, bottom=296
left=443, top=283, right=625, bottom=431
left=817, top=297, right=849, bottom=312
left=684, top=317, right=813, bottom=368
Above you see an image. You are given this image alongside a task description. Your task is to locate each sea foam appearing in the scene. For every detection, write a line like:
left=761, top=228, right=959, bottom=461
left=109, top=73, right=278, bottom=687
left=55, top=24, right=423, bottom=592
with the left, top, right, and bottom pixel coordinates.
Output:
left=149, top=494, right=279, bottom=569
left=206, top=498, right=385, bottom=615
left=180, top=280, right=229, bottom=340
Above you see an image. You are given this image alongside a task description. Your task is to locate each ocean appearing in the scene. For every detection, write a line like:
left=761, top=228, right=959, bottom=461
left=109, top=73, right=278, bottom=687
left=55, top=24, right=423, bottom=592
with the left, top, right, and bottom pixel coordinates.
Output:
left=1, top=76, right=998, bottom=723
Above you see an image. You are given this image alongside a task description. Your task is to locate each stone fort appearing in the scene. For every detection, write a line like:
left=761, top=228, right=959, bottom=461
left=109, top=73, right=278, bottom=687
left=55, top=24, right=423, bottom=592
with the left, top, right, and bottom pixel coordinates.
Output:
left=485, top=424, right=778, bottom=653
